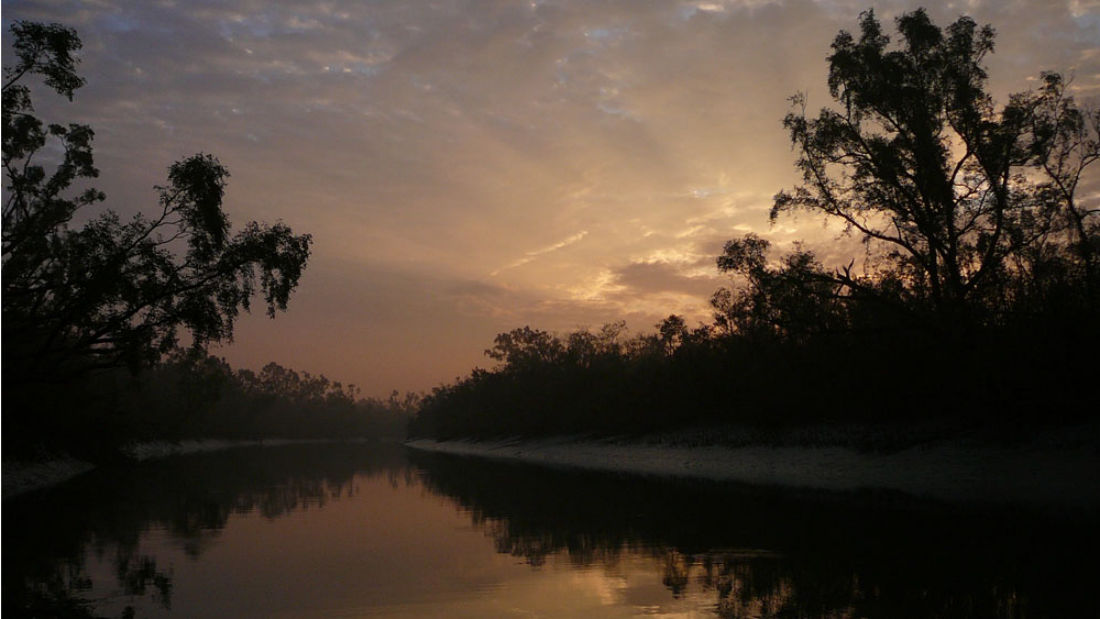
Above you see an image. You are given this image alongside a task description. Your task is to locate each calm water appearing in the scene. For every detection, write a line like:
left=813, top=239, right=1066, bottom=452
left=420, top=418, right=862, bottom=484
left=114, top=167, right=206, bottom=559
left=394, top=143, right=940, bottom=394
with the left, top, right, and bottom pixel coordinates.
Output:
left=5, top=443, right=1097, bottom=618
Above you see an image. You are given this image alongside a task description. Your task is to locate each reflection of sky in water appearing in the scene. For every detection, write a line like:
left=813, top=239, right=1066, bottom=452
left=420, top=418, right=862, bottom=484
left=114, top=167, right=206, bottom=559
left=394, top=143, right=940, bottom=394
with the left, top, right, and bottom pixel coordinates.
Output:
left=10, top=445, right=1097, bottom=618
left=79, top=467, right=722, bottom=618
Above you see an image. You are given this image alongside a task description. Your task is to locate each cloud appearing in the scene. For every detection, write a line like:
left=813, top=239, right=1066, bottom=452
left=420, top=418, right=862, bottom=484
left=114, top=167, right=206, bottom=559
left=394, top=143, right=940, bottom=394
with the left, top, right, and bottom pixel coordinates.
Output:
left=612, top=260, right=724, bottom=298
left=492, top=230, right=589, bottom=275
left=5, top=0, right=1098, bottom=393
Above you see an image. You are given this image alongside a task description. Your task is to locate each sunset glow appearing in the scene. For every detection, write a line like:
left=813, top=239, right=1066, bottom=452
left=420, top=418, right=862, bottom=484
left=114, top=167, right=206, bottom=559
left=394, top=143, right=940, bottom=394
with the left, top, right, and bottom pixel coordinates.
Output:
left=5, top=0, right=1098, bottom=395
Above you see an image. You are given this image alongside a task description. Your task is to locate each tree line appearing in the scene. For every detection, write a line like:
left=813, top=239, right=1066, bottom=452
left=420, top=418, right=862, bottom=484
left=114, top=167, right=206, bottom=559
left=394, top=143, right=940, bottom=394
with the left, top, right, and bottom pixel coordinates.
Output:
left=111, top=352, right=416, bottom=452
left=2, top=22, right=415, bottom=458
left=4, top=11, right=1097, bottom=451
left=7, top=346, right=417, bottom=460
left=410, top=9, right=1099, bottom=440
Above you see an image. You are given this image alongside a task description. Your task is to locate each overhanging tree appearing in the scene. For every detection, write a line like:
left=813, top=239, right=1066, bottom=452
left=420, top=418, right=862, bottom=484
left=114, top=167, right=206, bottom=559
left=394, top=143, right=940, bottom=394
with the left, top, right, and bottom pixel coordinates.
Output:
left=2, top=21, right=313, bottom=386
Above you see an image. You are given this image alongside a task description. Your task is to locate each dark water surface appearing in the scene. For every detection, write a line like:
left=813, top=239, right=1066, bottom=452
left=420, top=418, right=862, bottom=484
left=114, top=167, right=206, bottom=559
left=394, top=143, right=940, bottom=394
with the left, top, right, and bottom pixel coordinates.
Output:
left=4, top=442, right=1097, bottom=618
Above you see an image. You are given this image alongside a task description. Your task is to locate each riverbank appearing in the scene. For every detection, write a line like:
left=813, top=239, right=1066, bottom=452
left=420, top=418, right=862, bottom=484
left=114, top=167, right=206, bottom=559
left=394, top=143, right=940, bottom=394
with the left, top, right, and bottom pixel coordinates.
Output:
left=2, top=458, right=97, bottom=500
left=2, top=438, right=379, bottom=500
left=406, top=422, right=1100, bottom=507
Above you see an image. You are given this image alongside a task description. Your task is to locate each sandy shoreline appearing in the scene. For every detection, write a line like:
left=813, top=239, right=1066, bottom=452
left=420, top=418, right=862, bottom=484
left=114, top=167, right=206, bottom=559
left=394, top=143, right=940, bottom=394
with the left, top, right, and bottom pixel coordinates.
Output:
left=1, top=458, right=97, bottom=500
left=2, top=438, right=369, bottom=500
left=7, top=430, right=1096, bottom=506
left=405, top=431, right=1100, bottom=507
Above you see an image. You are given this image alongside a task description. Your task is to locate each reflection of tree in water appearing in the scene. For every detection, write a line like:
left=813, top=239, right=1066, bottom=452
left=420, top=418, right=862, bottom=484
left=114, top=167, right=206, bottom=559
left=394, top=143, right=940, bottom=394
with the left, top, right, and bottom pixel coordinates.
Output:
left=4, top=443, right=408, bottom=618
left=650, top=551, right=849, bottom=619
left=9, top=445, right=1098, bottom=618
left=409, top=450, right=1099, bottom=619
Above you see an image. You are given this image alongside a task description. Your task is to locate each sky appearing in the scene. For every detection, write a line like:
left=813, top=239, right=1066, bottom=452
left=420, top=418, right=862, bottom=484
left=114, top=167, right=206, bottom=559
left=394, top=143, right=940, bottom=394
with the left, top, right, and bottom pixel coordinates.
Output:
left=4, top=0, right=1099, bottom=397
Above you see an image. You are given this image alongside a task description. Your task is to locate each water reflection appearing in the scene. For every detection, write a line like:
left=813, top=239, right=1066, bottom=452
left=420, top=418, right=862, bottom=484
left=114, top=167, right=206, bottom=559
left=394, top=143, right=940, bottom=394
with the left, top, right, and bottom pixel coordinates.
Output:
left=5, top=443, right=1097, bottom=618
left=407, top=450, right=1098, bottom=619
left=4, top=443, right=408, bottom=618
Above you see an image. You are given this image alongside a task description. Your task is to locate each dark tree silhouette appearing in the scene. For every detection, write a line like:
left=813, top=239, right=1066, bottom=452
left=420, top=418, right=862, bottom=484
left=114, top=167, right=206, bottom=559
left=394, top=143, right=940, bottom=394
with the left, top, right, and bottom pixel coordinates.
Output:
left=764, top=9, right=1098, bottom=334
left=485, top=326, right=565, bottom=371
left=2, top=21, right=312, bottom=384
left=410, top=9, right=1100, bottom=442
left=657, top=315, right=688, bottom=355
left=713, top=235, right=844, bottom=341
left=2, top=21, right=313, bottom=456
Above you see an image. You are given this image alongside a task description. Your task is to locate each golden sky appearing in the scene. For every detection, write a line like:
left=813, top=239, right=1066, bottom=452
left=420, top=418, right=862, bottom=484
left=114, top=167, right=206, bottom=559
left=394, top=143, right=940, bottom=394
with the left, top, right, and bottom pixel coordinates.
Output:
left=5, top=0, right=1099, bottom=396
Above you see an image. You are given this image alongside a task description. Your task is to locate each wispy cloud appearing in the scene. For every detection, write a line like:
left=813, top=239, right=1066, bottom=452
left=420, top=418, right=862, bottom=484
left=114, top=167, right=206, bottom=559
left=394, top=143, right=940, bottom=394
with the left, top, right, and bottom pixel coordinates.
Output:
left=5, top=0, right=1096, bottom=394
left=492, top=230, right=589, bottom=275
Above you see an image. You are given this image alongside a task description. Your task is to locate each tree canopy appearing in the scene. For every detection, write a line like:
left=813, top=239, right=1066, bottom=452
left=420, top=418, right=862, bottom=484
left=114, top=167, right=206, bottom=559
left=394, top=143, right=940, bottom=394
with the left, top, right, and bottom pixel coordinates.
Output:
left=2, top=21, right=313, bottom=386
left=411, top=9, right=1100, bottom=442
left=749, top=8, right=1099, bottom=336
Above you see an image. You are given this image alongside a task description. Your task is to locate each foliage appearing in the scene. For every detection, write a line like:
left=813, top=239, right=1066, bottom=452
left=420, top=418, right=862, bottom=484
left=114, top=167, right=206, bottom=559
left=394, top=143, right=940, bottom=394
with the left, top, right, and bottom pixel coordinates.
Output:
left=412, top=319, right=740, bottom=439
left=409, top=10, right=1099, bottom=442
left=713, top=235, right=847, bottom=340
left=2, top=21, right=312, bottom=386
left=769, top=9, right=1098, bottom=333
left=4, top=348, right=417, bottom=458
left=2, top=21, right=314, bottom=453
left=105, top=353, right=417, bottom=451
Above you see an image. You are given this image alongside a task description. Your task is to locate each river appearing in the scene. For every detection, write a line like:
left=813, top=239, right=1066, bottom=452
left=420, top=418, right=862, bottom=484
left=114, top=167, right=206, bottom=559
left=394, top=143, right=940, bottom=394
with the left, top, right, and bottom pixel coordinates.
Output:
left=4, top=442, right=1097, bottom=618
